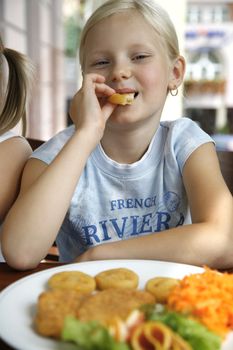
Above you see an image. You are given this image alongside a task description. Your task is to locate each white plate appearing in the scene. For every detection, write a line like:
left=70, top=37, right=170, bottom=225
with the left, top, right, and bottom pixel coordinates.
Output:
left=0, top=259, right=232, bottom=350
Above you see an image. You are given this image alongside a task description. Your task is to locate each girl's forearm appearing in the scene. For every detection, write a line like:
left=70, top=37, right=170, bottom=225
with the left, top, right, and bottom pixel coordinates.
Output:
left=76, top=219, right=233, bottom=270
left=2, top=130, right=96, bottom=270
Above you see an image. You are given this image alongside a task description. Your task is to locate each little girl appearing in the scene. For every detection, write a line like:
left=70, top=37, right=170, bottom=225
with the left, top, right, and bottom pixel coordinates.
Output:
left=0, top=35, right=32, bottom=261
left=2, top=0, right=232, bottom=270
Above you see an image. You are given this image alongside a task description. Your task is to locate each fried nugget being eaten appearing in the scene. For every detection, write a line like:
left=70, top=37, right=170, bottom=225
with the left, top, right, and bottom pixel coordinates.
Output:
left=35, top=289, right=87, bottom=338
left=77, top=288, right=155, bottom=327
left=108, top=93, right=134, bottom=105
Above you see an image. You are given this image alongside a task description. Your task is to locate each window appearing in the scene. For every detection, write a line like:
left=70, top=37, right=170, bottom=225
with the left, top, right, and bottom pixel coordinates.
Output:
left=187, top=4, right=230, bottom=24
left=186, top=51, right=223, bottom=81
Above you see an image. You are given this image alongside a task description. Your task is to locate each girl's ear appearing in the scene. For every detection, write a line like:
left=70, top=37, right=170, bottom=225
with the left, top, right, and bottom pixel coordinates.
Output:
left=168, top=55, right=186, bottom=90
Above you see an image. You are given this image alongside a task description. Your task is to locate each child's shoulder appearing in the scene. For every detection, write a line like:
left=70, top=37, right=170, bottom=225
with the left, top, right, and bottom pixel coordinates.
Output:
left=160, top=117, right=212, bottom=141
left=0, top=131, right=30, bottom=153
left=159, top=117, right=214, bottom=171
left=0, top=130, right=21, bottom=143
left=160, top=117, right=199, bottom=132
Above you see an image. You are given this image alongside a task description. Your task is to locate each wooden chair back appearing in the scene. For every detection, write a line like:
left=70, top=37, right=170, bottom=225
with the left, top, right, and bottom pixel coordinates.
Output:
left=217, top=151, right=233, bottom=195
left=26, top=138, right=45, bottom=151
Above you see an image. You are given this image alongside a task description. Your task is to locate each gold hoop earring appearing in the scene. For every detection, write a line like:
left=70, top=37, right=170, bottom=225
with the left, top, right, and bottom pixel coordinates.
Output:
left=170, top=87, right=178, bottom=96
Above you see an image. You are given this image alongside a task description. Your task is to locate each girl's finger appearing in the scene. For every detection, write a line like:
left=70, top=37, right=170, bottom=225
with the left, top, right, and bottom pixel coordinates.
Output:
left=82, top=73, right=106, bottom=86
left=95, top=83, right=115, bottom=97
left=82, top=74, right=115, bottom=96
left=102, top=102, right=117, bottom=122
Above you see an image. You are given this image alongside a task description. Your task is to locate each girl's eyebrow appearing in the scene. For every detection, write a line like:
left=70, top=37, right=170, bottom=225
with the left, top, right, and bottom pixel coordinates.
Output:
left=129, top=43, right=156, bottom=50
left=88, top=44, right=155, bottom=56
left=87, top=50, right=110, bottom=57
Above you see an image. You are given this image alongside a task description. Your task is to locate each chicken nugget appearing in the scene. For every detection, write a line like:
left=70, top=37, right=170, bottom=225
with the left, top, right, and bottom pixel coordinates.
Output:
left=34, top=289, right=86, bottom=338
left=77, top=288, right=155, bottom=326
left=48, top=270, right=96, bottom=294
left=95, top=267, right=139, bottom=290
left=145, top=277, right=180, bottom=303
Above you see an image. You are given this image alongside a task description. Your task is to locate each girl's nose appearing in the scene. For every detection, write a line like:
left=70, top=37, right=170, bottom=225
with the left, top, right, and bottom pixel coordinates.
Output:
left=111, top=62, right=132, bottom=81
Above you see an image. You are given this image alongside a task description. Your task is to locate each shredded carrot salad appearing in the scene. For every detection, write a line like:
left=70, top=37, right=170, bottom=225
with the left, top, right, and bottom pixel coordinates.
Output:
left=167, top=267, right=233, bottom=337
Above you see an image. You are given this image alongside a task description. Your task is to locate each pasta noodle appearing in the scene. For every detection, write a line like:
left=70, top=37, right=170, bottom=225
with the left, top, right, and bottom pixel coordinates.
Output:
left=130, top=321, right=192, bottom=350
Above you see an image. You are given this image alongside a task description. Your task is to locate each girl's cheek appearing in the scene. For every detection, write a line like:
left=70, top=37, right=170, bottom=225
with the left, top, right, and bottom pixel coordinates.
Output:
left=139, top=67, right=168, bottom=90
left=140, top=73, right=158, bottom=89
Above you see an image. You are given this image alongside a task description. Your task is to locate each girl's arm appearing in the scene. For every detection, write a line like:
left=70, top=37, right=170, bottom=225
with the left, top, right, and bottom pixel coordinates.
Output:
left=75, top=143, right=233, bottom=270
left=0, top=137, right=31, bottom=221
left=1, top=74, right=116, bottom=270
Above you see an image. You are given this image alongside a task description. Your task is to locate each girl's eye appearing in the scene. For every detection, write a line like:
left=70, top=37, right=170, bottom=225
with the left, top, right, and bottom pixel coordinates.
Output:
left=133, top=54, right=149, bottom=61
left=93, top=60, right=109, bottom=67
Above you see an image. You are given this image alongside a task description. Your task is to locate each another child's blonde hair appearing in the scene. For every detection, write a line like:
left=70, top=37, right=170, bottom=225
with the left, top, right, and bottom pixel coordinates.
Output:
left=79, top=0, right=180, bottom=71
left=0, top=35, right=34, bottom=136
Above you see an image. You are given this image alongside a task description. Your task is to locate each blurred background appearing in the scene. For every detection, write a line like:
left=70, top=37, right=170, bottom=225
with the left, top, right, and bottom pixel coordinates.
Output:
left=0, top=0, right=233, bottom=151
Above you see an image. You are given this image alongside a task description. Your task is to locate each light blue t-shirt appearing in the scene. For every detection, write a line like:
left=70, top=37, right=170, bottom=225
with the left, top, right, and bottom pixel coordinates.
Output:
left=32, top=118, right=214, bottom=262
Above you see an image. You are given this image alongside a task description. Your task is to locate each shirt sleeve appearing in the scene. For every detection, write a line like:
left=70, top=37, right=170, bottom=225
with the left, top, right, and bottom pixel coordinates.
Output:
left=166, top=117, right=215, bottom=173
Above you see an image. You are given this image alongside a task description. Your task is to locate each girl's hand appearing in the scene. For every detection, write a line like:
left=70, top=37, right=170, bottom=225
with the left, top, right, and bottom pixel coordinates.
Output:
left=69, top=73, right=116, bottom=143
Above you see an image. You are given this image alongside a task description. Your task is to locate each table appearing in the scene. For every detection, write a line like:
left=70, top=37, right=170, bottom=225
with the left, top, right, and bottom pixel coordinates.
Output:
left=0, top=262, right=232, bottom=350
left=0, top=262, right=64, bottom=350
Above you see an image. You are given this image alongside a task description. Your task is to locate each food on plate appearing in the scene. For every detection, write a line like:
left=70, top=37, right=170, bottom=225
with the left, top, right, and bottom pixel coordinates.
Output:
left=172, top=332, right=194, bottom=350
left=62, top=316, right=130, bottom=350
left=143, top=304, right=222, bottom=350
left=61, top=305, right=222, bottom=350
left=145, top=276, right=180, bottom=303
left=34, top=289, right=87, bottom=338
left=95, top=267, right=139, bottom=290
left=167, top=267, right=233, bottom=337
left=34, top=266, right=232, bottom=350
left=77, top=288, right=155, bottom=326
left=131, top=320, right=192, bottom=350
left=48, top=270, right=96, bottom=293
left=108, top=93, right=135, bottom=105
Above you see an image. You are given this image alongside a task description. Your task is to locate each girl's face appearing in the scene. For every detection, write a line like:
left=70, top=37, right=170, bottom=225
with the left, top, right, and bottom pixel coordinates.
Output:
left=83, top=11, right=178, bottom=127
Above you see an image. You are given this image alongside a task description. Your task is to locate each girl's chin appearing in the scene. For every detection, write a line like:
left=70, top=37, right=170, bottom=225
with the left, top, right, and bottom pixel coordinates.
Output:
left=107, top=114, right=142, bottom=129
left=108, top=113, right=134, bottom=124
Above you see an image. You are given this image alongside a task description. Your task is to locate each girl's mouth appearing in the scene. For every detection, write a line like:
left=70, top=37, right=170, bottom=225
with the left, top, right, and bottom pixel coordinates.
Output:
left=108, top=92, right=139, bottom=106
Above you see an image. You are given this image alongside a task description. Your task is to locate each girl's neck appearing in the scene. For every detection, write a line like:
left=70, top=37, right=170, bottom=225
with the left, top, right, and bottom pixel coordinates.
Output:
left=101, top=121, right=160, bottom=164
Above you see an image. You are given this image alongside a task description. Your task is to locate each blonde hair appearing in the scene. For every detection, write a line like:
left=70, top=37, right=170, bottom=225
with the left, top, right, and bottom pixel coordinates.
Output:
left=0, top=35, right=34, bottom=136
left=79, top=0, right=180, bottom=70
